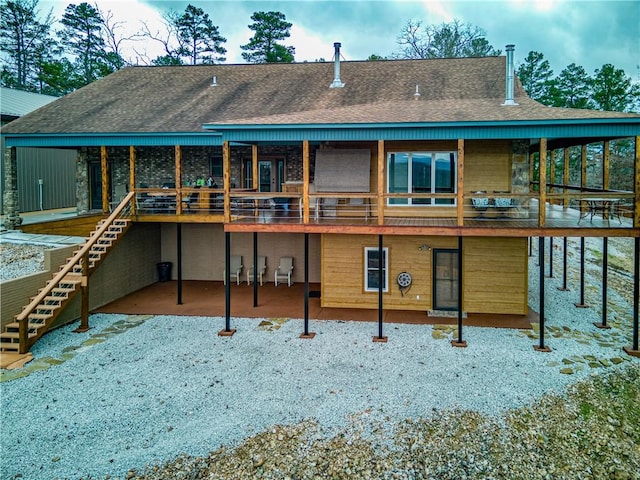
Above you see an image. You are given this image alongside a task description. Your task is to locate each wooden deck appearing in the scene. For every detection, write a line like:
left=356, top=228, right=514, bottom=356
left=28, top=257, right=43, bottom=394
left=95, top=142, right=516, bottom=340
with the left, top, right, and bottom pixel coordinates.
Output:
left=94, top=280, right=537, bottom=329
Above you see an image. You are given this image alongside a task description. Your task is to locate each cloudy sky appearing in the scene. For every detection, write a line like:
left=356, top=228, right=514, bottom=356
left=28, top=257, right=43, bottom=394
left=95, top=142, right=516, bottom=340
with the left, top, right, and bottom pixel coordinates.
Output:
left=41, top=0, right=639, bottom=77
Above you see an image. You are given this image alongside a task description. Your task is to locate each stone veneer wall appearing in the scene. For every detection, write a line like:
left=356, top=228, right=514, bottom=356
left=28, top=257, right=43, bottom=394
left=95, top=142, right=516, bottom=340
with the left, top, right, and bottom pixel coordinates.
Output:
left=511, top=139, right=531, bottom=218
left=76, top=148, right=89, bottom=214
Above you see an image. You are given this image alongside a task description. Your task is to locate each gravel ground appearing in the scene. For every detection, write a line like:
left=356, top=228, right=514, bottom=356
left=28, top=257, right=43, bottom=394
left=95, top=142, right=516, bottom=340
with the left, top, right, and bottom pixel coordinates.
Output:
left=0, top=242, right=45, bottom=281
left=0, top=236, right=638, bottom=479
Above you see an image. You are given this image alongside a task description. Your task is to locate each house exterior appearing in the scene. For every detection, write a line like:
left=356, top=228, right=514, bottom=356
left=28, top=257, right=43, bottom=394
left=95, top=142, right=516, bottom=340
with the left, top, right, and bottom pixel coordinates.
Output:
left=1, top=44, right=639, bottom=353
left=1, top=87, right=76, bottom=214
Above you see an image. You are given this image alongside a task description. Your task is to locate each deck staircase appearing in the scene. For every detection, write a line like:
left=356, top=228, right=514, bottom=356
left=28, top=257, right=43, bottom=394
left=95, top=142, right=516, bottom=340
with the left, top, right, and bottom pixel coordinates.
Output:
left=0, top=192, right=134, bottom=355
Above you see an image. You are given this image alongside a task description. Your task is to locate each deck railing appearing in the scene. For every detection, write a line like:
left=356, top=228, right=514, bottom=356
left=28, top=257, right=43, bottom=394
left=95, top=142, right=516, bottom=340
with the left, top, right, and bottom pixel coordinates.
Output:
left=130, top=187, right=635, bottom=228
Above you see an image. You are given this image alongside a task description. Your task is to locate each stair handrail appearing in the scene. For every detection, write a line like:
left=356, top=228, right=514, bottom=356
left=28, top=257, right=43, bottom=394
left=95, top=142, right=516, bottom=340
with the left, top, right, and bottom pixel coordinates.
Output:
left=15, top=191, right=135, bottom=326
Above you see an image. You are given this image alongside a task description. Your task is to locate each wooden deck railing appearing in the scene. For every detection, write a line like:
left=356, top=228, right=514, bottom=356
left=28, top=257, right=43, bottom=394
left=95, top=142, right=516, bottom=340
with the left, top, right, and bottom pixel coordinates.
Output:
left=15, top=191, right=135, bottom=350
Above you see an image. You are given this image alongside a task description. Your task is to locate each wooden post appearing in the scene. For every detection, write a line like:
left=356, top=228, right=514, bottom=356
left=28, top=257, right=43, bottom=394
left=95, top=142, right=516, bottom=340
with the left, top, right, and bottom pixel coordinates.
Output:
left=457, top=139, right=465, bottom=226
left=603, top=140, right=610, bottom=191
left=538, top=139, right=547, bottom=227
left=548, top=149, right=555, bottom=205
left=581, top=144, right=588, bottom=191
left=303, top=140, right=310, bottom=223
left=223, top=141, right=231, bottom=223
left=175, top=145, right=182, bottom=215
left=252, top=144, right=258, bottom=191
left=75, top=251, right=90, bottom=332
left=377, top=140, right=385, bottom=226
left=101, top=146, right=109, bottom=213
left=129, top=146, right=136, bottom=215
left=563, top=148, right=570, bottom=208
left=634, top=136, right=640, bottom=229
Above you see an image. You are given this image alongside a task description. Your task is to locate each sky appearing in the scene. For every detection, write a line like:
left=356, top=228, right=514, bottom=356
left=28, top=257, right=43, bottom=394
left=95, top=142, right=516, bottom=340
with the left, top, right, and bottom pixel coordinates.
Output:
left=39, top=0, right=639, bottom=78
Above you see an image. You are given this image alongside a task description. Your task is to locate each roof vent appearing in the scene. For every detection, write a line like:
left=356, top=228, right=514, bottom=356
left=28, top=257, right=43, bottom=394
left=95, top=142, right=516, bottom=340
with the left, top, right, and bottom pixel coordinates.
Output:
left=329, top=42, right=345, bottom=88
left=502, top=44, right=518, bottom=106
left=414, top=84, right=421, bottom=99
left=210, top=75, right=218, bottom=87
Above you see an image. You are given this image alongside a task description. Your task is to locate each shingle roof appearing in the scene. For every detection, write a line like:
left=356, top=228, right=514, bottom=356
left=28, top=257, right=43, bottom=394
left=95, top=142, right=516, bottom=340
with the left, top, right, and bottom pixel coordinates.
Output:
left=2, top=56, right=637, bottom=135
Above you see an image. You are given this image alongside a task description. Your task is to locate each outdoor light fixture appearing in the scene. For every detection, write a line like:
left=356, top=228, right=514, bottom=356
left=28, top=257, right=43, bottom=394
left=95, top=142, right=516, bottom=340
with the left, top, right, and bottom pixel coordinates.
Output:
left=418, top=244, right=431, bottom=251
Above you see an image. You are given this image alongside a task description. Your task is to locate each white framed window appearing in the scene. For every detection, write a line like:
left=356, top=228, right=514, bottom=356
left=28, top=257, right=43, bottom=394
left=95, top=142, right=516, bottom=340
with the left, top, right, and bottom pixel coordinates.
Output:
left=364, top=247, right=388, bottom=292
left=387, top=151, right=457, bottom=206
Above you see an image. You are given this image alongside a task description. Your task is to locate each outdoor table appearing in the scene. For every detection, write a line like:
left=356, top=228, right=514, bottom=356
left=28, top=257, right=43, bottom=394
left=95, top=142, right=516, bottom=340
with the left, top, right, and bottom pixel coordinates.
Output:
left=578, top=197, right=621, bottom=225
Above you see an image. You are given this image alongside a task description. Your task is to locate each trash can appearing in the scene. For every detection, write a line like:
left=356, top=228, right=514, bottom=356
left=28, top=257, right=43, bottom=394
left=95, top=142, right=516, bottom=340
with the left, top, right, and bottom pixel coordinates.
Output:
left=157, top=262, right=172, bottom=282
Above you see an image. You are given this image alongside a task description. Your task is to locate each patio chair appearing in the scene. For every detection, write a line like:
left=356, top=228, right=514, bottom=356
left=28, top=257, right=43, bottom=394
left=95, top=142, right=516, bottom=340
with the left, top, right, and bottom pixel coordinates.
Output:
left=274, top=256, right=294, bottom=287
left=223, top=255, right=243, bottom=285
left=246, top=256, right=267, bottom=286
left=299, top=183, right=320, bottom=219
left=470, top=191, right=490, bottom=218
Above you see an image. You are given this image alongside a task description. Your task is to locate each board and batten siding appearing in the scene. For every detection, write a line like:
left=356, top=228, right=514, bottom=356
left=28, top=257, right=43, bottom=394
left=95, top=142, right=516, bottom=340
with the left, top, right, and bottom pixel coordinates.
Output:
left=462, top=237, right=528, bottom=315
left=321, top=234, right=528, bottom=315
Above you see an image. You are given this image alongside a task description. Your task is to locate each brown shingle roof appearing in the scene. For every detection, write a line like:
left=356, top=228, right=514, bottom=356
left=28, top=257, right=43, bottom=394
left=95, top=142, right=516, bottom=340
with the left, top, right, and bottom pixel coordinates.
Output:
left=2, top=57, right=637, bottom=135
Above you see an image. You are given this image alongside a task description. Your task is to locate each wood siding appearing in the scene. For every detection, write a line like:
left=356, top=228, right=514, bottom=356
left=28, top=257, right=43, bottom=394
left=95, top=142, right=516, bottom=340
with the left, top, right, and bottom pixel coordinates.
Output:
left=321, top=234, right=528, bottom=315
left=462, top=237, right=528, bottom=314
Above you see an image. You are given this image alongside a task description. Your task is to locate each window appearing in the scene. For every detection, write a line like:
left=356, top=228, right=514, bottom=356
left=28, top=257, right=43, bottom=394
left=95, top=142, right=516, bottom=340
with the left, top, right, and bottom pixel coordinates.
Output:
left=387, top=151, right=456, bottom=206
left=364, top=247, right=388, bottom=292
left=210, top=156, right=223, bottom=177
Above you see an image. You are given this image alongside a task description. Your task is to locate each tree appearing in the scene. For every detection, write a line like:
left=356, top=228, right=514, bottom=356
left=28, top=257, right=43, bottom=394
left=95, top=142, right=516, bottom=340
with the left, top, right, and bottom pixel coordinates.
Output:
left=142, top=4, right=226, bottom=65
left=240, top=11, right=295, bottom=63
left=0, top=0, right=54, bottom=90
left=591, top=64, right=640, bottom=113
left=175, top=4, right=226, bottom=64
left=546, top=63, right=593, bottom=109
left=58, top=2, right=115, bottom=87
left=516, top=51, right=554, bottom=104
left=395, top=19, right=500, bottom=59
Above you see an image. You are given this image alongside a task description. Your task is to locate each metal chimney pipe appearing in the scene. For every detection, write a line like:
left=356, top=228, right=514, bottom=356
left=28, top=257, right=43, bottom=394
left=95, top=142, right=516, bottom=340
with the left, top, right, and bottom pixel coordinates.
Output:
left=329, top=42, right=345, bottom=88
left=502, top=44, right=518, bottom=106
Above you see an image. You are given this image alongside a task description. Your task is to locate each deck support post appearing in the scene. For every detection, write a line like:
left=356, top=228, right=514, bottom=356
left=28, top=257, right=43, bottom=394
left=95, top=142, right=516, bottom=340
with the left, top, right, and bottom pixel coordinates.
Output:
left=74, top=251, right=90, bottom=333
left=373, top=234, right=387, bottom=342
left=557, top=237, right=569, bottom=291
left=300, top=233, right=315, bottom=339
left=177, top=223, right=182, bottom=305
left=219, top=231, right=235, bottom=336
left=534, top=236, right=551, bottom=352
left=253, top=232, right=258, bottom=307
left=548, top=236, right=554, bottom=278
left=623, top=237, right=640, bottom=357
left=451, top=236, right=467, bottom=348
left=529, top=237, right=533, bottom=257
left=594, top=237, right=611, bottom=329
left=575, top=237, right=590, bottom=308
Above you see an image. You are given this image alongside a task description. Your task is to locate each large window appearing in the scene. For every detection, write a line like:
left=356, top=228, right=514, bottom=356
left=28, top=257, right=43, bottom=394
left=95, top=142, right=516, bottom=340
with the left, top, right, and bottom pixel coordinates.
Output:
left=387, top=151, right=456, bottom=205
left=364, top=247, right=388, bottom=292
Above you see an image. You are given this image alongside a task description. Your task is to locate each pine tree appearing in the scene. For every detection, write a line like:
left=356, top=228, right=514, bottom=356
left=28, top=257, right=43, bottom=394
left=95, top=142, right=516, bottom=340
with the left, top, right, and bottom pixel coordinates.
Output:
left=240, top=11, right=295, bottom=63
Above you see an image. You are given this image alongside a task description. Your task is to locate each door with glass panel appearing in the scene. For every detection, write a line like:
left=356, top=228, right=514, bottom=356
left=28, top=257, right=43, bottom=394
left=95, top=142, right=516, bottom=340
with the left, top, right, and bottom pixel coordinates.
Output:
left=258, top=159, right=285, bottom=192
left=433, top=249, right=459, bottom=310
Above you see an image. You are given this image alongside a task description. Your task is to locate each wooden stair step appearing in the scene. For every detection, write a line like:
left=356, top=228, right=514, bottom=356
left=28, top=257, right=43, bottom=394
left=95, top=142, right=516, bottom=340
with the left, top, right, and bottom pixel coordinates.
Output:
left=1, top=332, right=36, bottom=341
left=28, top=313, right=53, bottom=320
